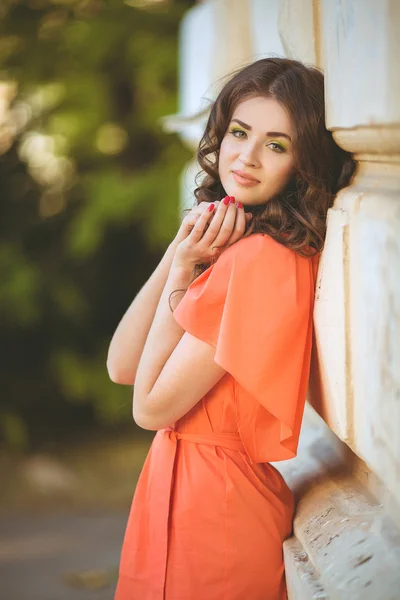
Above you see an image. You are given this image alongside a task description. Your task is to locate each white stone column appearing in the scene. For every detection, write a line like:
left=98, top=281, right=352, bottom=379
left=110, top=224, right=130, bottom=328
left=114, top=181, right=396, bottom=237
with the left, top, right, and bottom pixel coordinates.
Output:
left=313, top=0, right=400, bottom=509
left=278, top=1, right=400, bottom=597
left=278, top=0, right=321, bottom=66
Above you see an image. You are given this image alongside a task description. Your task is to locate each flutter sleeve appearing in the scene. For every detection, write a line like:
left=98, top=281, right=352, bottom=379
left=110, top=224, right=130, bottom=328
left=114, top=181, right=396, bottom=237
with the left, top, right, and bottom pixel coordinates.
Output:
left=172, top=233, right=319, bottom=464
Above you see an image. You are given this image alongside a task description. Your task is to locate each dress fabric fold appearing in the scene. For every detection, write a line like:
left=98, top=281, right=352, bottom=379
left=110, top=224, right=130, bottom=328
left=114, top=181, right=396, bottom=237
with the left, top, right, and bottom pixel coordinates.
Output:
left=114, top=233, right=320, bottom=600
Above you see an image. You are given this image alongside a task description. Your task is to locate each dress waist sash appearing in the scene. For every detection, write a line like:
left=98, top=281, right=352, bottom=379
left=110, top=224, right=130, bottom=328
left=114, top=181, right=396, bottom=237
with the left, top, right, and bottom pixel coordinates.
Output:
left=161, top=426, right=245, bottom=452
left=115, top=426, right=247, bottom=599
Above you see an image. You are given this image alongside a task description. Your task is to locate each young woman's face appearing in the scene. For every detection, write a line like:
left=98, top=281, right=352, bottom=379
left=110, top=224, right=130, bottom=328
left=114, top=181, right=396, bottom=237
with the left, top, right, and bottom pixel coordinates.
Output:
left=218, top=96, right=295, bottom=207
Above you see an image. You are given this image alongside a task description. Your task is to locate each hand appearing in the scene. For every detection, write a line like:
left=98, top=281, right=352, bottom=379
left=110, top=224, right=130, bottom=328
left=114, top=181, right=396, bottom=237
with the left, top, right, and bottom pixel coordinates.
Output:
left=172, top=197, right=252, bottom=248
left=172, top=197, right=249, bottom=270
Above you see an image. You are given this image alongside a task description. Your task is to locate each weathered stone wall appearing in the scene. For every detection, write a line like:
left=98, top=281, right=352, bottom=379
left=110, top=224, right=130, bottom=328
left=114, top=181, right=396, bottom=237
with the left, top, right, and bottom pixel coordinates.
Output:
left=279, top=1, right=400, bottom=596
left=165, top=0, right=400, bottom=596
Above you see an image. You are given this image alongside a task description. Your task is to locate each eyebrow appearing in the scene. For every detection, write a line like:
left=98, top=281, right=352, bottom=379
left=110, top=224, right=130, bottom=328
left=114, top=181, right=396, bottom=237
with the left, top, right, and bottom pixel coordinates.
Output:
left=231, top=118, right=292, bottom=142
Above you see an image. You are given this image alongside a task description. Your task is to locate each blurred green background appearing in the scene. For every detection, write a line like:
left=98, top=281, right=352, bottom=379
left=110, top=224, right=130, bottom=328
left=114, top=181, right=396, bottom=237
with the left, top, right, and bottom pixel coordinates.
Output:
left=0, top=0, right=194, bottom=511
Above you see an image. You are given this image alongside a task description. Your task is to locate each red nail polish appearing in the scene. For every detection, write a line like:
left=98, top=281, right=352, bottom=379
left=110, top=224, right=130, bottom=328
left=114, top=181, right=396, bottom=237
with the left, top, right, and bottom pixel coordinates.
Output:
left=208, top=203, right=215, bottom=211
left=223, top=196, right=230, bottom=205
left=237, top=202, right=243, bottom=209
left=229, top=196, right=236, bottom=203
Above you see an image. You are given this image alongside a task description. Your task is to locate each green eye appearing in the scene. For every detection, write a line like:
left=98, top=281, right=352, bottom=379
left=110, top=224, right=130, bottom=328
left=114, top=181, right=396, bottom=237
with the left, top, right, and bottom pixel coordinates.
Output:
left=229, top=128, right=246, bottom=138
left=228, top=129, right=286, bottom=153
left=268, top=142, right=286, bottom=153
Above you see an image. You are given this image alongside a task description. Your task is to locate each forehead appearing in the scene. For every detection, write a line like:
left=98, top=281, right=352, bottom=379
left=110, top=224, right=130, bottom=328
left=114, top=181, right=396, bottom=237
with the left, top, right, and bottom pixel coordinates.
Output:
left=231, top=96, right=292, bottom=135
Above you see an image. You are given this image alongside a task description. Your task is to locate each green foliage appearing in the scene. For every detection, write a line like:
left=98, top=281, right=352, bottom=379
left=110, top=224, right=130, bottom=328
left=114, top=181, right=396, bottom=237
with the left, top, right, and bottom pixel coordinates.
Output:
left=0, top=0, right=194, bottom=450
left=1, top=412, right=28, bottom=451
left=0, top=243, right=41, bottom=325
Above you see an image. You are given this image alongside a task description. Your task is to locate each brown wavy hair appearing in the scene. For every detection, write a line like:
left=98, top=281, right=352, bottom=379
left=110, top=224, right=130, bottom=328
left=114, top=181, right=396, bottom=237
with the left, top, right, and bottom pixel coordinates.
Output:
left=186, top=57, right=356, bottom=276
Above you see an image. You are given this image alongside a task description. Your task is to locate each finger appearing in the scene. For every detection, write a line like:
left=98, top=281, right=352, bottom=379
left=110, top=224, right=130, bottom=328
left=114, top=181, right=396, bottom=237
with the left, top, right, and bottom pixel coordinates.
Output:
left=187, top=213, right=201, bottom=227
left=204, top=197, right=238, bottom=249
left=187, top=201, right=221, bottom=238
left=201, top=197, right=236, bottom=246
left=189, top=204, right=216, bottom=242
left=200, top=197, right=229, bottom=238
left=197, top=200, right=220, bottom=213
left=230, top=204, right=246, bottom=242
left=224, top=202, right=247, bottom=246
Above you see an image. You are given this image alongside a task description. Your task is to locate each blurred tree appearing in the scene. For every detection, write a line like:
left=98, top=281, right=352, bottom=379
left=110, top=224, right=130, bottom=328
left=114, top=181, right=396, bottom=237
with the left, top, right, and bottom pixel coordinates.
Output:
left=0, top=0, right=194, bottom=451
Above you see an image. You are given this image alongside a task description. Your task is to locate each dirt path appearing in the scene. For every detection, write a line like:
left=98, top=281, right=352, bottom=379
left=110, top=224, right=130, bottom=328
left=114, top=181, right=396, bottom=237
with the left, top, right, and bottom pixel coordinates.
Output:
left=0, top=510, right=128, bottom=600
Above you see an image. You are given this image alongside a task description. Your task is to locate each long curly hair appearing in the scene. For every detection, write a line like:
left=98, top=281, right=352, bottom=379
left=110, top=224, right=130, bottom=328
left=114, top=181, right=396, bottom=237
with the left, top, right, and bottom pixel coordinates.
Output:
left=188, top=57, right=356, bottom=276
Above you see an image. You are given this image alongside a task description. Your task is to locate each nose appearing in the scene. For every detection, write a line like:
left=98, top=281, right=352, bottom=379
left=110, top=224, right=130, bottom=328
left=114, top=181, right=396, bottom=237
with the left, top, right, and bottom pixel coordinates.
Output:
left=238, top=140, right=260, bottom=168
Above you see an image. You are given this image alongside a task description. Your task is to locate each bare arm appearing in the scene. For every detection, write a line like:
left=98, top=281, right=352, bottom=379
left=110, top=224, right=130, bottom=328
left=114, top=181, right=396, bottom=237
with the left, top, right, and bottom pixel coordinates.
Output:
left=105, top=200, right=213, bottom=385
left=133, top=260, right=225, bottom=429
left=106, top=199, right=251, bottom=387
left=132, top=200, right=248, bottom=429
left=106, top=241, right=190, bottom=385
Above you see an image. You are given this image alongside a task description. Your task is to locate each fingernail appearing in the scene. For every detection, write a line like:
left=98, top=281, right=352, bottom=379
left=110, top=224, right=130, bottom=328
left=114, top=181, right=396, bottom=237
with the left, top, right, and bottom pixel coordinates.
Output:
left=229, top=196, right=236, bottom=204
left=208, top=203, right=215, bottom=212
left=237, top=202, right=243, bottom=209
left=223, top=196, right=230, bottom=205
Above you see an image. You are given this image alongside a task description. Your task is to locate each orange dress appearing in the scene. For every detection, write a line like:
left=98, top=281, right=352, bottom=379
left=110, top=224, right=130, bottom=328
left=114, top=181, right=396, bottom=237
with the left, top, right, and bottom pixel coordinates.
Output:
left=114, top=233, right=320, bottom=600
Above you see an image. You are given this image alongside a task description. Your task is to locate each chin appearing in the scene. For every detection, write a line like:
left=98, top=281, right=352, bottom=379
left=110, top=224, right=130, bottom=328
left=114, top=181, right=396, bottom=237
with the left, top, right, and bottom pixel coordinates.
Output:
left=221, top=181, right=262, bottom=206
left=233, top=194, right=260, bottom=206
left=224, top=188, right=249, bottom=202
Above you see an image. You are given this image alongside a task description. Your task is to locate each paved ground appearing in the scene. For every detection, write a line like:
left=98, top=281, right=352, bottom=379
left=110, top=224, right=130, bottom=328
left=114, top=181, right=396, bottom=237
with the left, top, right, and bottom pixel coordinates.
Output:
left=0, top=510, right=129, bottom=600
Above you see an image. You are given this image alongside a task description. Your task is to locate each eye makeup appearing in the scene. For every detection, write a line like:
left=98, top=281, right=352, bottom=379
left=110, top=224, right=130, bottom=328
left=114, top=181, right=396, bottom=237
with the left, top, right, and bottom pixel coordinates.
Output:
left=229, top=127, right=246, bottom=137
left=231, top=118, right=292, bottom=142
left=228, top=127, right=287, bottom=153
left=268, top=141, right=287, bottom=153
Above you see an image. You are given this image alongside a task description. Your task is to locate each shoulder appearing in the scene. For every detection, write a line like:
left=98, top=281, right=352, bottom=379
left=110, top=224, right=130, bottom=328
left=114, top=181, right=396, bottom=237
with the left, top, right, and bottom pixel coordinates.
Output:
left=216, top=233, right=294, bottom=270
left=234, top=232, right=291, bottom=254
left=207, top=234, right=318, bottom=291
left=231, top=233, right=320, bottom=268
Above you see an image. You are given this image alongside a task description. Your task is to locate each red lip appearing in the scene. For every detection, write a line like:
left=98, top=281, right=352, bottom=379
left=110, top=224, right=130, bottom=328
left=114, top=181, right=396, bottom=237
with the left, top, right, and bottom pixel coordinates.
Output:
left=232, top=170, right=260, bottom=182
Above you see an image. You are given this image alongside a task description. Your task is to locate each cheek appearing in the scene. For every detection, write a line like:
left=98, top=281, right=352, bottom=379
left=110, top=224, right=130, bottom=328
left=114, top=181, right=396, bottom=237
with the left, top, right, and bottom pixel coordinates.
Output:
left=269, top=158, right=295, bottom=183
left=259, top=159, right=294, bottom=195
left=218, top=139, right=233, bottom=176
left=219, top=138, right=236, bottom=163
left=283, top=161, right=295, bottom=182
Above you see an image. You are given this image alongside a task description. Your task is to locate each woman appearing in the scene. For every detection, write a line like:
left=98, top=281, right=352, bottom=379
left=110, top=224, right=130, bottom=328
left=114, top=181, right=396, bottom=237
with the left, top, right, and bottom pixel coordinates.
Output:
left=108, top=57, right=356, bottom=600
